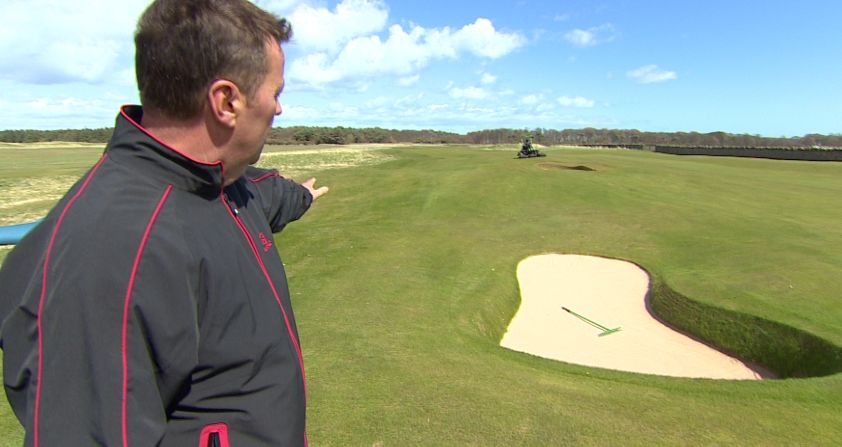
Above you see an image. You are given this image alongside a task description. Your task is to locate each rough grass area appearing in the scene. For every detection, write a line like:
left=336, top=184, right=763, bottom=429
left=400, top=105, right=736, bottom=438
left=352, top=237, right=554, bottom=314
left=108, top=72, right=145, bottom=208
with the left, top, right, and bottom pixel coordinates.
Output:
left=257, top=144, right=395, bottom=179
left=0, top=142, right=103, bottom=226
left=2, top=143, right=842, bottom=445
left=0, top=176, right=79, bottom=225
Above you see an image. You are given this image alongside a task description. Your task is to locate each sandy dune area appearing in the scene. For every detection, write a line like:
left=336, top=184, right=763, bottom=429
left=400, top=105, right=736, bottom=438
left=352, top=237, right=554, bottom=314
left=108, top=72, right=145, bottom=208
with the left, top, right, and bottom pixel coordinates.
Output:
left=500, top=254, right=764, bottom=380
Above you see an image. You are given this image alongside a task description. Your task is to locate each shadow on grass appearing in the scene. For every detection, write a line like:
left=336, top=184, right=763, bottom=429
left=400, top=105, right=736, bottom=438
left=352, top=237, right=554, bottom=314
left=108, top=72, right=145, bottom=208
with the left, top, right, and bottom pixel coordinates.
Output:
left=648, top=277, right=842, bottom=379
left=536, top=162, right=597, bottom=172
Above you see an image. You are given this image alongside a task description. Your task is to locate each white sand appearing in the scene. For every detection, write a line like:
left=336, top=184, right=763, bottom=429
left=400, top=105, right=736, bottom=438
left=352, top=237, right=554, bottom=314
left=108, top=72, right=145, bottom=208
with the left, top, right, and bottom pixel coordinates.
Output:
left=500, top=254, right=764, bottom=380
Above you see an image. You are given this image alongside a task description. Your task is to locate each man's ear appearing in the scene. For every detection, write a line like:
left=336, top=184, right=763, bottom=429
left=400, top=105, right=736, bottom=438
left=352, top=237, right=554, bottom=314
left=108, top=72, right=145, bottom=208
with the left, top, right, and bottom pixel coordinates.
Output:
left=207, top=79, right=244, bottom=128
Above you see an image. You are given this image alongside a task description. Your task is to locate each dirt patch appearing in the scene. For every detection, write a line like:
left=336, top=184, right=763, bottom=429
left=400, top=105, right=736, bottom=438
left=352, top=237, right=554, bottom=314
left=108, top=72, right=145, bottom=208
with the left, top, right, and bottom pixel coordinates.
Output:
left=536, top=162, right=596, bottom=172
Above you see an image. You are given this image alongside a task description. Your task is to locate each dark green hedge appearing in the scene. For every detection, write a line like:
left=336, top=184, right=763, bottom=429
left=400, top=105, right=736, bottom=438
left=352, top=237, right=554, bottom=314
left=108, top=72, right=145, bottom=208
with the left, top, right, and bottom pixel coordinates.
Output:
left=652, top=146, right=842, bottom=161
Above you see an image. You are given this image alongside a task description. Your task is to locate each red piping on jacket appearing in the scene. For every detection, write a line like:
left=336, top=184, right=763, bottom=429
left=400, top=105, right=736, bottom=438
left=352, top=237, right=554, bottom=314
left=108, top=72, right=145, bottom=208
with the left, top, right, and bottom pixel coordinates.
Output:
left=199, top=423, right=230, bottom=447
left=249, top=171, right=279, bottom=183
left=34, top=154, right=109, bottom=447
left=120, top=185, right=173, bottom=447
left=221, top=196, right=309, bottom=446
left=119, top=106, right=228, bottom=186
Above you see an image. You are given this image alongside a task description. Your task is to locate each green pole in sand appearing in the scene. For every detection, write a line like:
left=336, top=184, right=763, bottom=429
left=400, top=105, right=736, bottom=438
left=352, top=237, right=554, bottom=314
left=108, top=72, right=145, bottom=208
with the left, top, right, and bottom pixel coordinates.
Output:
left=561, top=306, right=621, bottom=336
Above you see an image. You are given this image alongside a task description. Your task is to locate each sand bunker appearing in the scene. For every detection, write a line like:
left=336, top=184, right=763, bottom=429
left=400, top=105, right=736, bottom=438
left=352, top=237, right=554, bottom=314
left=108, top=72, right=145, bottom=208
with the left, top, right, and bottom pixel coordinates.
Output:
left=501, top=254, right=764, bottom=380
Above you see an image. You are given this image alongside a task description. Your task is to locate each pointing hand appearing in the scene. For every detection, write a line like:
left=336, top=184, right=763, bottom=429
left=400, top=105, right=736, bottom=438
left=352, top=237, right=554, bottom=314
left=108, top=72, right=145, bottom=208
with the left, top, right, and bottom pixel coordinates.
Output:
left=301, top=177, right=329, bottom=201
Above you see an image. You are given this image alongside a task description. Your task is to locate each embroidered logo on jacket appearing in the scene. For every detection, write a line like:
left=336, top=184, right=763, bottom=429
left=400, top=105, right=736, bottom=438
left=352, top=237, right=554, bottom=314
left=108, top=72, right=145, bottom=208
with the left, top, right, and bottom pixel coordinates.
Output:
left=259, top=232, right=274, bottom=253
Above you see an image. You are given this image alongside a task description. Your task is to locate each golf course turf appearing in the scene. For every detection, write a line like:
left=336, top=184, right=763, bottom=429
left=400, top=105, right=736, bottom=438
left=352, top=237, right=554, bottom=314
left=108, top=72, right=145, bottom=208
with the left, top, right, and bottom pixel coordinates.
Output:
left=1, top=143, right=841, bottom=445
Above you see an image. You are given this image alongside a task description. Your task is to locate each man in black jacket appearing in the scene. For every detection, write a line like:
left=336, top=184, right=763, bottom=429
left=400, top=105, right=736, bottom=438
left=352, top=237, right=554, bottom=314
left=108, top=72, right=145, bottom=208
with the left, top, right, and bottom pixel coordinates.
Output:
left=0, top=1, right=327, bottom=445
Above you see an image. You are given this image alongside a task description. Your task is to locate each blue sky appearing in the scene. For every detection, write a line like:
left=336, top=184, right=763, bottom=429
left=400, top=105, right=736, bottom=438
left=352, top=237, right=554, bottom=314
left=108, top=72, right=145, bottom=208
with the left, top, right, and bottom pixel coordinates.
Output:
left=1, top=0, right=839, bottom=137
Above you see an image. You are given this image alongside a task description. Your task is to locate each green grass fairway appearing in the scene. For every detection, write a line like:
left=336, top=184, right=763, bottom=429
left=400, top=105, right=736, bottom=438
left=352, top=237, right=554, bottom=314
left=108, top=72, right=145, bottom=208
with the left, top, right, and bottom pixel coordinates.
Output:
left=2, top=144, right=841, bottom=445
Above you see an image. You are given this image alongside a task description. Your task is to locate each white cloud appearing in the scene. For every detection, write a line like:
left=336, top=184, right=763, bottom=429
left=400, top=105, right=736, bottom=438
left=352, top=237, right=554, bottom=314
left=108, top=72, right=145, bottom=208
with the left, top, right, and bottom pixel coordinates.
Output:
left=0, top=0, right=148, bottom=85
left=330, top=25, right=431, bottom=76
left=398, top=74, right=421, bottom=86
left=520, top=94, right=542, bottom=105
left=364, top=96, right=390, bottom=108
left=288, top=13, right=525, bottom=87
left=554, top=14, right=571, bottom=22
left=451, top=18, right=525, bottom=58
left=565, top=29, right=594, bottom=46
left=564, top=24, right=616, bottom=47
left=449, top=86, right=490, bottom=100
left=535, top=102, right=556, bottom=113
left=1, top=0, right=548, bottom=131
left=27, top=97, right=105, bottom=111
left=326, top=102, right=361, bottom=118
left=276, top=92, right=616, bottom=133
left=254, top=0, right=308, bottom=13
left=355, top=83, right=370, bottom=93
left=627, top=65, right=677, bottom=84
left=558, top=96, right=595, bottom=108
left=287, top=0, right=389, bottom=53
left=519, top=93, right=555, bottom=112
left=393, top=93, right=425, bottom=108
left=281, top=104, right=321, bottom=120
left=0, top=93, right=119, bottom=129
left=290, top=53, right=344, bottom=85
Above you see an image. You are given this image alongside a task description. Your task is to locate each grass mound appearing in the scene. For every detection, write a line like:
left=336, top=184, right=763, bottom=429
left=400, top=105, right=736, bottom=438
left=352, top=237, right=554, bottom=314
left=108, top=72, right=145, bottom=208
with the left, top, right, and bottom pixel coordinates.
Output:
left=649, top=278, right=842, bottom=378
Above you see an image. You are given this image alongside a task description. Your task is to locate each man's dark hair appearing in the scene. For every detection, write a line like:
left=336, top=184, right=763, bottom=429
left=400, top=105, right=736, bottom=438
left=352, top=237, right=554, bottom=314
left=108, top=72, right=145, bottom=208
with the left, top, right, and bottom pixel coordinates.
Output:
left=135, top=0, right=292, bottom=120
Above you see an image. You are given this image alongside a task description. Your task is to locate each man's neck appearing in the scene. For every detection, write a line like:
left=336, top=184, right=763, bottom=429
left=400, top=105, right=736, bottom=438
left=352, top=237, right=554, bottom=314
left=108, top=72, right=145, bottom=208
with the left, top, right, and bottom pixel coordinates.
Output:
left=140, top=109, right=221, bottom=166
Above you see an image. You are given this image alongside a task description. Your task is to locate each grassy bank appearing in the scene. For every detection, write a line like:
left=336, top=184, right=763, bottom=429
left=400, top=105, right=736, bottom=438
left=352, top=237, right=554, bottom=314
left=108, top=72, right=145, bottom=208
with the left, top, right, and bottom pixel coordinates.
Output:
left=1, top=143, right=841, bottom=444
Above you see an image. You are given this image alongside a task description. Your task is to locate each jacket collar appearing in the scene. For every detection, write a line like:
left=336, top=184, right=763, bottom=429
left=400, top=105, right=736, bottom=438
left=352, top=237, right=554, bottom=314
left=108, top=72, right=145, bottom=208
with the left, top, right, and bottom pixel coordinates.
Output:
left=106, top=105, right=226, bottom=195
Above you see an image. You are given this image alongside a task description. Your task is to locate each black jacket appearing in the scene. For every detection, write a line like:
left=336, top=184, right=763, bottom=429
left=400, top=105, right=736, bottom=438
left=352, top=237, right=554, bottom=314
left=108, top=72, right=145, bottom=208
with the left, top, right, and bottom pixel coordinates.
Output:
left=0, top=106, right=312, bottom=446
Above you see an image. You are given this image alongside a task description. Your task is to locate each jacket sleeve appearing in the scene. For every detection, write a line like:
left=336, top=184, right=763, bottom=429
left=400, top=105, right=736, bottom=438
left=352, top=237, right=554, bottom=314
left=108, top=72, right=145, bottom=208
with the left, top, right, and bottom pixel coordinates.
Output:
left=0, top=206, right=200, bottom=446
left=244, top=167, right=313, bottom=233
left=117, top=219, right=202, bottom=444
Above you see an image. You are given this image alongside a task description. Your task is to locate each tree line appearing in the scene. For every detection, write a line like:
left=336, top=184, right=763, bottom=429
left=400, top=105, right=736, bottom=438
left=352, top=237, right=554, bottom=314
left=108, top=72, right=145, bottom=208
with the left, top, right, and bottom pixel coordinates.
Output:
left=465, top=128, right=842, bottom=148
left=1, top=126, right=840, bottom=148
left=0, top=128, right=113, bottom=143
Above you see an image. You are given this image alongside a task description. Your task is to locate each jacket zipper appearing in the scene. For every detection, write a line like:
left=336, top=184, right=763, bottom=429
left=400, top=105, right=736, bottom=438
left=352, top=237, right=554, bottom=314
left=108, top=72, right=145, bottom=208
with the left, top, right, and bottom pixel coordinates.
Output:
left=221, top=194, right=308, bottom=395
left=221, top=194, right=309, bottom=445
